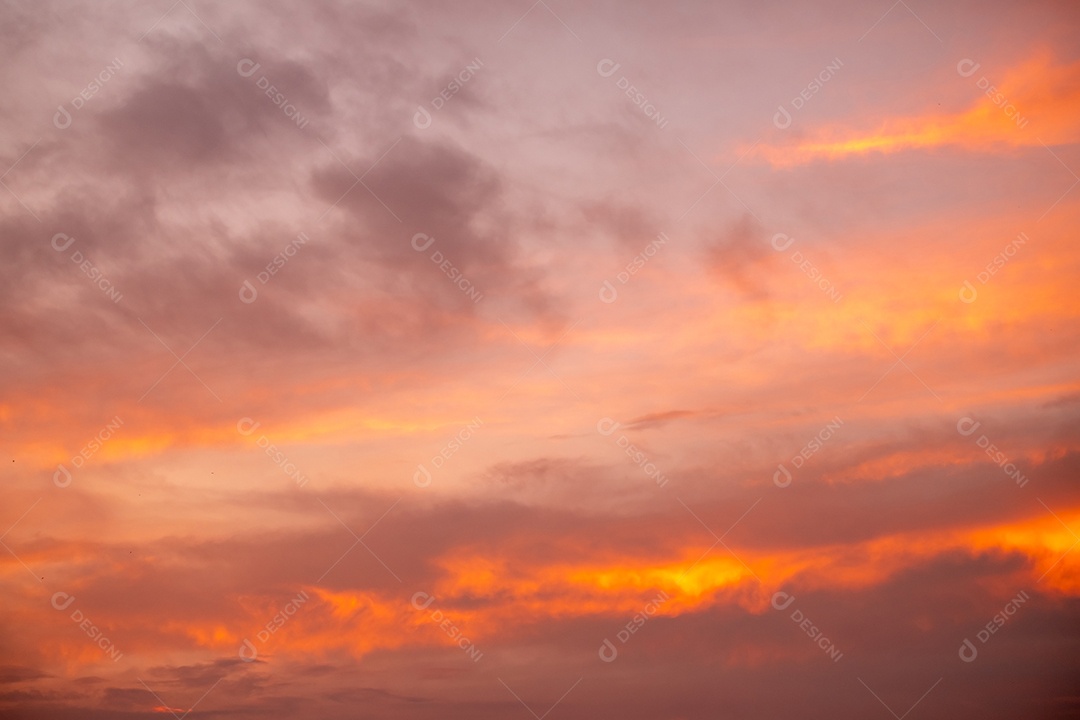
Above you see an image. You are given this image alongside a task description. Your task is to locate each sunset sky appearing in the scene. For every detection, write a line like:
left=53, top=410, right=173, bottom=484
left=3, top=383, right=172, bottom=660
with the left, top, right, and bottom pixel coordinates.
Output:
left=2, top=0, right=1080, bottom=718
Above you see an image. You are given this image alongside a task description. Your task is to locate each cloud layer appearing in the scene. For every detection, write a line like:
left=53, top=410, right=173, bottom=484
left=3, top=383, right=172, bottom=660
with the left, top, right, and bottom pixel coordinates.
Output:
left=2, top=0, right=1079, bottom=718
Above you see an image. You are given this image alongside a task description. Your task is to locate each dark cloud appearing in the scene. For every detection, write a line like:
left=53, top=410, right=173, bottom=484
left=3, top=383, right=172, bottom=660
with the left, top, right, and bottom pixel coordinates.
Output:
left=624, top=409, right=697, bottom=430
left=703, top=213, right=777, bottom=299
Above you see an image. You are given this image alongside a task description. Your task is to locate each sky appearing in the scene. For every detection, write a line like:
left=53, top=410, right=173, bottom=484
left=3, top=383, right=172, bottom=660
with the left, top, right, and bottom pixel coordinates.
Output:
left=1, top=0, right=1079, bottom=717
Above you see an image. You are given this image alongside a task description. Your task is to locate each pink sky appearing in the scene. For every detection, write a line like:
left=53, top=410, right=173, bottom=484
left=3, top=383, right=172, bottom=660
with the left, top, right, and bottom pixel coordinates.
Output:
left=2, top=0, right=1079, bottom=718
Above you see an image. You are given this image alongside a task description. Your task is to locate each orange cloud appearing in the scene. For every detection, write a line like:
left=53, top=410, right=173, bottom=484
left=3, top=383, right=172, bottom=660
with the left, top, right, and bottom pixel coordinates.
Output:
left=14, top=502, right=1075, bottom=674
left=759, top=53, right=1080, bottom=166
